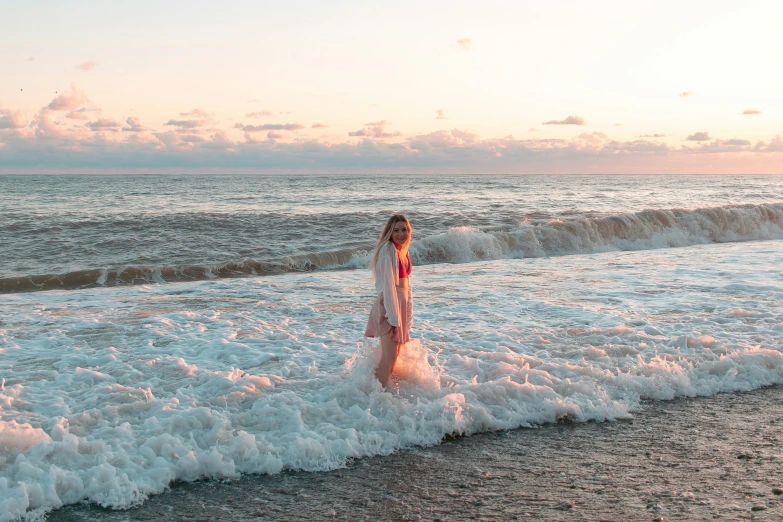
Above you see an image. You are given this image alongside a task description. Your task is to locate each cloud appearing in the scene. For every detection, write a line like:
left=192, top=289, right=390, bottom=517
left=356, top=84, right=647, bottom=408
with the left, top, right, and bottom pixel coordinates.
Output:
left=638, top=134, right=667, bottom=138
left=456, top=38, right=472, bottom=50
left=77, top=61, right=98, bottom=71
left=724, top=139, right=751, bottom=146
left=614, top=123, right=622, bottom=127
left=0, top=109, right=27, bottom=129
left=763, top=135, right=783, bottom=152
left=409, top=129, right=479, bottom=150
left=311, top=123, right=329, bottom=128
left=164, top=109, right=216, bottom=132
left=543, top=115, right=586, bottom=125
left=247, top=99, right=262, bottom=104
left=348, top=120, right=401, bottom=138
left=741, top=109, right=760, bottom=115
left=689, top=138, right=754, bottom=153
left=679, top=91, right=693, bottom=98
left=65, top=107, right=94, bottom=120
left=27, top=56, right=34, bottom=61
left=436, top=109, right=447, bottom=120
left=165, top=119, right=206, bottom=129
left=32, top=110, right=77, bottom=139
left=528, top=128, right=539, bottom=132
left=179, top=109, right=212, bottom=118
left=86, top=118, right=121, bottom=132
left=122, top=117, right=145, bottom=132
left=4, top=125, right=783, bottom=175
left=686, top=132, right=711, bottom=142
left=47, top=84, right=88, bottom=111
left=5, top=87, right=783, bottom=174
left=238, top=123, right=304, bottom=132
left=246, top=111, right=275, bottom=118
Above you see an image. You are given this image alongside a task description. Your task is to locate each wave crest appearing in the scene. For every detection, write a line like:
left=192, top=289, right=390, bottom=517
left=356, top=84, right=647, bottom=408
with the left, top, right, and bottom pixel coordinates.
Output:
left=2, top=203, right=781, bottom=293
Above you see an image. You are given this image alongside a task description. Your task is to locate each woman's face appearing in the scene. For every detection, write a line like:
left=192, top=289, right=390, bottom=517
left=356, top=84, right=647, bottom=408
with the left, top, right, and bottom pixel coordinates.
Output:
left=391, top=221, right=409, bottom=246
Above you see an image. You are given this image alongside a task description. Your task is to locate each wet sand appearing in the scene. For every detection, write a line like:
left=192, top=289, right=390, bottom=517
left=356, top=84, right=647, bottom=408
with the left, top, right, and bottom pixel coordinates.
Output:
left=49, top=386, right=783, bottom=521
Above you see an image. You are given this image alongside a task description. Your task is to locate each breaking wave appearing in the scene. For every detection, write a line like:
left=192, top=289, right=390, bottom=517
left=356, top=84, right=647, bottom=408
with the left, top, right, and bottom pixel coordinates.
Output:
left=3, top=203, right=782, bottom=293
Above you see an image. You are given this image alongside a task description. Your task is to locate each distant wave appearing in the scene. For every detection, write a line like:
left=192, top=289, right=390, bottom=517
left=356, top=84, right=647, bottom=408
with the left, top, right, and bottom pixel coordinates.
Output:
left=0, top=249, right=363, bottom=294
left=2, top=203, right=782, bottom=293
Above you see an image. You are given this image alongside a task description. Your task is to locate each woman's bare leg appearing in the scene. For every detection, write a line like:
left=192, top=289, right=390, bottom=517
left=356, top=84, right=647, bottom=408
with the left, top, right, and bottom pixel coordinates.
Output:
left=375, top=331, right=400, bottom=387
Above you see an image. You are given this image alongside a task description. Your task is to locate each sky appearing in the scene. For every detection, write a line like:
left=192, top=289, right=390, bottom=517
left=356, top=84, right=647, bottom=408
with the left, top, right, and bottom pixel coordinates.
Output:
left=1, top=0, right=782, bottom=174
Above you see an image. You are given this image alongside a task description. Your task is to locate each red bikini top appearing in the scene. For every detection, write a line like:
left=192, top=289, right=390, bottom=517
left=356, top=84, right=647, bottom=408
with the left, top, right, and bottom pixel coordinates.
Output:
left=398, top=251, right=412, bottom=279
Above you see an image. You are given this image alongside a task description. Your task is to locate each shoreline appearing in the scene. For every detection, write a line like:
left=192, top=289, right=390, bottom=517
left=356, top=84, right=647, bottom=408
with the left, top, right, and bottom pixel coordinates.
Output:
left=49, top=385, right=783, bottom=521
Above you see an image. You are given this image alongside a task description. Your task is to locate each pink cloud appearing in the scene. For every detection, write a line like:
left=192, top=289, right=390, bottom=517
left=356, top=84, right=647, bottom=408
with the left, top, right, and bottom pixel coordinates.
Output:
left=543, top=115, right=586, bottom=125
left=688, top=138, right=754, bottom=153
left=0, top=109, right=27, bottom=129
left=77, top=61, right=98, bottom=71
left=723, top=139, right=751, bottom=146
left=32, top=109, right=89, bottom=140
left=239, top=123, right=304, bottom=132
left=3, top=126, right=783, bottom=174
left=86, top=118, right=122, bottom=131
left=436, top=109, right=447, bottom=120
left=639, top=134, right=666, bottom=138
left=686, top=132, right=711, bottom=142
left=27, top=56, right=35, bottom=61
left=66, top=107, right=94, bottom=120
left=679, top=91, right=693, bottom=98
left=47, top=84, right=88, bottom=111
left=246, top=111, right=275, bottom=118
left=349, top=120, right=401, bottom=138
left=741, top=109, right=760, bottom=115
left=311, top=123, right=329, bottom=128
left=5, top=87, right=783, bottom=174
left=409, top=129, right=479, bottom=150
left=164, top=109, right=216, bottom=132
left=757, top=135, right=783, bottom=152
left=165, top=119, right=206, bottom=129
left=180, top=109, right=212, bottom=118
left=122, top=117, right=145, bottom=132
left=202, top=131, right=234, bottom=149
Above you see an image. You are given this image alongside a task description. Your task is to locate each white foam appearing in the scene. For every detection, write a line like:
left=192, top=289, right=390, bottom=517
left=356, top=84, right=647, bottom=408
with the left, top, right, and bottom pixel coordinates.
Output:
left=1, top=239, right=782, bottom=520
left=406, top=204, right=783, bottom=266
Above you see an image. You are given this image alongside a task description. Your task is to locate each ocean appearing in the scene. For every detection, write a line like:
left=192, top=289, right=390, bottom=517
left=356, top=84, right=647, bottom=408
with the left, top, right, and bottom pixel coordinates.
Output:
left=1, top=174, right=783, bottom=520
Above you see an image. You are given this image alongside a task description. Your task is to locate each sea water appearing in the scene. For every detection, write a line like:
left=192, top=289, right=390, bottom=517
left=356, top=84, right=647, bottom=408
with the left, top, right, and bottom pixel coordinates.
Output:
left=1, top=174, right=782, bottom=520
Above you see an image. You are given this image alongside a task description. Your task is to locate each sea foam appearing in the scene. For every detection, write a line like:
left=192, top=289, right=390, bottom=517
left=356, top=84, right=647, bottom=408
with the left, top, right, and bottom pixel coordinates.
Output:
left=1, top=239, right=782, bottom=520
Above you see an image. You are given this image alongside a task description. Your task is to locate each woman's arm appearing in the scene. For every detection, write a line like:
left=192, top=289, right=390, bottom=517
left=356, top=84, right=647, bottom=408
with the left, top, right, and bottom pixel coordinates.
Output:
left=377, top=243, right=401, bottom=327
left=407, top=283, right=413, bottom=328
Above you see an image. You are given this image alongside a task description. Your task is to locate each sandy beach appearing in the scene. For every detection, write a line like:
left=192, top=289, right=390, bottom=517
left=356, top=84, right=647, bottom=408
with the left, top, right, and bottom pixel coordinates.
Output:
left=49, top=385, right=783, bottom=521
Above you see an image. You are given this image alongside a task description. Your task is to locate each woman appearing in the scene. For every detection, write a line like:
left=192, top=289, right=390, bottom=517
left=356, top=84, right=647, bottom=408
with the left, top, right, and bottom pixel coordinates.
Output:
left=365, top=214, right=414, bottom=387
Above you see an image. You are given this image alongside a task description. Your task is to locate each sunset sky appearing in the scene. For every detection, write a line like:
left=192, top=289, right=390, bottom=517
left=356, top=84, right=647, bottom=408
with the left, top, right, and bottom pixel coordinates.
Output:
left=1, top=0, right=781, bottom=173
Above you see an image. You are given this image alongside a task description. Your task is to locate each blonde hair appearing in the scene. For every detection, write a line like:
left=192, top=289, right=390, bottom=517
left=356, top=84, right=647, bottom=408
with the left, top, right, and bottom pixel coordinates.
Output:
left=370, top=214, right=412, bottom=280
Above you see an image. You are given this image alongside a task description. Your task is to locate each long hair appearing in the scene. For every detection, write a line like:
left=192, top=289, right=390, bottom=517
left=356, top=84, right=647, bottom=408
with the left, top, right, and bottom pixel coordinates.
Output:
left=370, top=214, right=412, bottom=280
